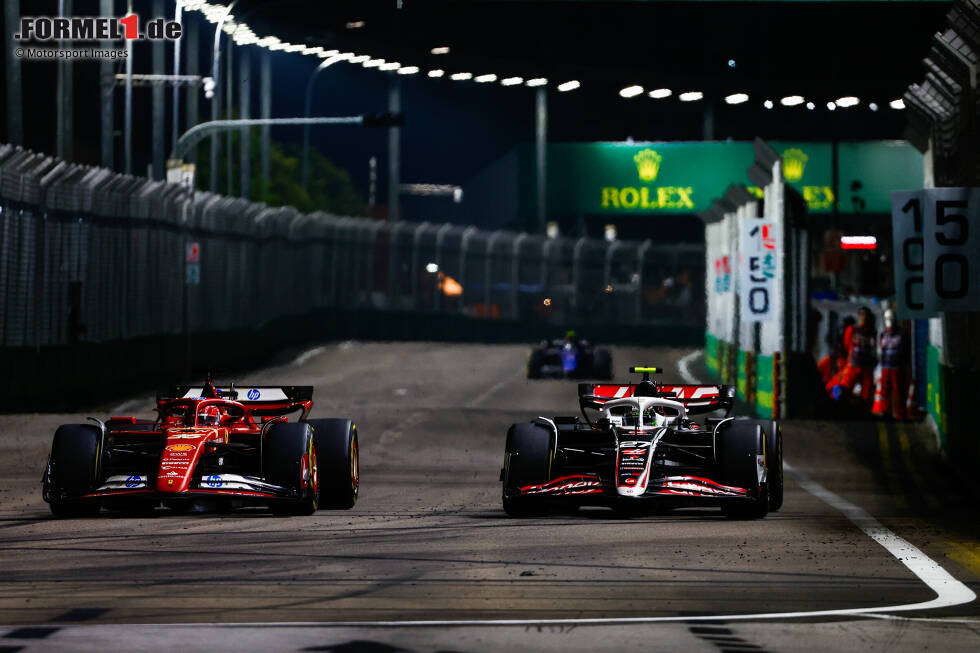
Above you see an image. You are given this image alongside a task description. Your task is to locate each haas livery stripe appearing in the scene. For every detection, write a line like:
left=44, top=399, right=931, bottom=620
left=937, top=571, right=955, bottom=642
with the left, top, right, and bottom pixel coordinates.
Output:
left=520, top=475, right=603, bottom=496
left=591, top=384, right=722, bottom=407
left=616, top=441, right=655, bottom=497
left=647, top=475, right=749, bottom=497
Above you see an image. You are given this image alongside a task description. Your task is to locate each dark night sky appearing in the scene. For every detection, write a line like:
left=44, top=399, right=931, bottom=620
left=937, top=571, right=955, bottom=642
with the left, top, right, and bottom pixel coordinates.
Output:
left=1, top=1, right=952, bottom=209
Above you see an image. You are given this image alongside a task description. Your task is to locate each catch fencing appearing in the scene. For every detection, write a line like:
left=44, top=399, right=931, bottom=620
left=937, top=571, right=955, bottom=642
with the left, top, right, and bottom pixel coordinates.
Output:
left=0, top=144, right=704, bottom=352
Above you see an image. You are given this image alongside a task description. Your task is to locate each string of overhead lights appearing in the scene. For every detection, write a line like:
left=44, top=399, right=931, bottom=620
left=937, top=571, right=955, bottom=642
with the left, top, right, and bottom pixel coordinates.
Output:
left=181, top=2, right=906, bottom=111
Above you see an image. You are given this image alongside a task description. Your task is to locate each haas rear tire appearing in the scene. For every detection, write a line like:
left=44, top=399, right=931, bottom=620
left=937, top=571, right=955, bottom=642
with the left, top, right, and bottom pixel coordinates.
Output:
left=46, top=424, right=103, bottom=517
left=502, top=422, right=553, bottom=517
left=265, top=422, right=319, bottom=516
left=306, top=419, right=359, bottom=509
left=717, top=420, right=769, bottom=519
left=766, top=420, right=784, bottom=512
left=592, top=348, right=613, bottom=380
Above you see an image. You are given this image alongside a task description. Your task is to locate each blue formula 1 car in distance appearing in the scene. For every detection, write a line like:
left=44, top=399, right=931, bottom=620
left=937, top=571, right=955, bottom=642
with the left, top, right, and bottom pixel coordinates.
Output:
left=527, top=332, right=613, bottom=380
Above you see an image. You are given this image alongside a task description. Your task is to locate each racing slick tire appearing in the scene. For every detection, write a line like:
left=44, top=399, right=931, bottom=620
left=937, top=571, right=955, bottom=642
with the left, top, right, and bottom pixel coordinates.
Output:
left=306, top=419, right=359, bottom=510
left=527, top=349, right=546, bottom=379
left=765, top=420, right=784, bottom=512
left=264, top=422, right=319, bottom=516
left=45, top=424, right=103, bottom=517
left=717, top=420, right=769, bottom=520
left=592, top=348, right=613, bottom=380
left=502, top=422, right=553, bottom=517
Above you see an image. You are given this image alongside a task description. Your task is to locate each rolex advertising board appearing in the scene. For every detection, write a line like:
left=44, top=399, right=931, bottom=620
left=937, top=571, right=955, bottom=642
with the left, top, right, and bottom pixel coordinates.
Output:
left=540, top=141, right=921, bottom=216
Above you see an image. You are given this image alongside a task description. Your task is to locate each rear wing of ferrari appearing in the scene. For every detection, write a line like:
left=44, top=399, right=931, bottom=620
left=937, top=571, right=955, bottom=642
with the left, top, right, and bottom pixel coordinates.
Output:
left=158, top=385, right=313, bottom=403
left=156, top=384, right=314, bottom=421
left=578, top=382, right=735, bottom=415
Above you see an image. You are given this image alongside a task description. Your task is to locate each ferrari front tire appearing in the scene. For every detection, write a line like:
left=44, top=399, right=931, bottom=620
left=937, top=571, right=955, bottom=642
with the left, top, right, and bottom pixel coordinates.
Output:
left=265, top=422, right=319, bottom=516
left=47, top=424, right=103, bottom=518
left=306, top=419, right=359, bottom=510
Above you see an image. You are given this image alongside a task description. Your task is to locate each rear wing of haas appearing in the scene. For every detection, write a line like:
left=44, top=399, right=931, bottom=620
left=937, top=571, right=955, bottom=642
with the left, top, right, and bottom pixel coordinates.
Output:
left=578, top=382, right=735, bottom=415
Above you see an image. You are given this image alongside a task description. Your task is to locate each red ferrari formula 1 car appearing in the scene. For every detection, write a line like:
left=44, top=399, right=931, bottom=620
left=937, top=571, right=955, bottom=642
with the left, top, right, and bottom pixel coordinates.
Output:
left=41, top=377, right=359, bottom=517
left=501, top=366, right=783, bottom=518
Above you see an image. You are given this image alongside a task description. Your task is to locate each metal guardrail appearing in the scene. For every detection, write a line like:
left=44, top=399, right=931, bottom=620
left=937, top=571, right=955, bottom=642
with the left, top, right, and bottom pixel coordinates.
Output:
left=0, top=143, right=705, bottom=349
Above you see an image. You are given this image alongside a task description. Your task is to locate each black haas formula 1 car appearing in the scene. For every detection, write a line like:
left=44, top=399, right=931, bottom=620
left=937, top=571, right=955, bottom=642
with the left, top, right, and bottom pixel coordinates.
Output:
left=527, top=333, right=613, bottom=380
left=501, top=367, right=783, bottom=518
left=42, top=377, right=359, bottom=517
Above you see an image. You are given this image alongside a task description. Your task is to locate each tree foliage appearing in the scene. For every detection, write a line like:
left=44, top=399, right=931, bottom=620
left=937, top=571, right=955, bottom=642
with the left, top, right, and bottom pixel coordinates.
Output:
left=194, top=129, right=366, bottom=216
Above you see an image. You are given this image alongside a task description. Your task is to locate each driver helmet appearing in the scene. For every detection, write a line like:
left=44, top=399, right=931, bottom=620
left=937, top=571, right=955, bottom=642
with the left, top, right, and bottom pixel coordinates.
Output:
left=198, top=405, right=221, bottom=426
left=643, top=405, right=667, bottom=426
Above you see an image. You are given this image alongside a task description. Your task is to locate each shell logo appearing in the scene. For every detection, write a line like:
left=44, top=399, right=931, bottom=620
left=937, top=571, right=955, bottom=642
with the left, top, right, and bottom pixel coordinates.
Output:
left=166, top=444, right=194, bottom=452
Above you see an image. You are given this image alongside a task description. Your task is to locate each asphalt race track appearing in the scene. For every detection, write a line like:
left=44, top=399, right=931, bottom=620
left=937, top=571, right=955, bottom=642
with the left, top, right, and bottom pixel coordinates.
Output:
left=1, top=342, right=979, bottom=651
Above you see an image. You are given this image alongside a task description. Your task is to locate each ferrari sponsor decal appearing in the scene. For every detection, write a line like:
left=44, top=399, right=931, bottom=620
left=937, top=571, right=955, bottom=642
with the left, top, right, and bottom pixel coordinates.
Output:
left=198, top=474, right=258, bottom=491
left=182, top=387, right=288, bottom=401
left=166, top=444, right=194, bottom=452
left=168, top=434, right=205, bottom=440
left=97, top=475, right=147, bottom=490
left=520, top=474, right=603, bottom=495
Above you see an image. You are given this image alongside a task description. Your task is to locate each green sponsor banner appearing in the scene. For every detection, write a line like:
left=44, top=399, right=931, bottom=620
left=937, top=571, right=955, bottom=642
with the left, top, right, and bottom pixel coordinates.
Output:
left=542, top=140, right=922, bottom=215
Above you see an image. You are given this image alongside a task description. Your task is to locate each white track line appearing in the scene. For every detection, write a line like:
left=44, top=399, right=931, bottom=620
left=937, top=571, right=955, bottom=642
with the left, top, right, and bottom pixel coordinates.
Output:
left=466, top=369, right=524, bottom=409
left=110, top=398, right=145, bottom=414
left=677, top=348, right=704, bottom=385
left=292, top=345, right=326, bottom=367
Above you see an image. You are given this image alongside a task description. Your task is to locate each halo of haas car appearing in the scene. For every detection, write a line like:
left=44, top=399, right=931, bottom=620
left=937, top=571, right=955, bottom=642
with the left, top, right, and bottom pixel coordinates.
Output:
left=42, top=377, right=358, bottom=517
left=501, top=366, right=784, bottom=518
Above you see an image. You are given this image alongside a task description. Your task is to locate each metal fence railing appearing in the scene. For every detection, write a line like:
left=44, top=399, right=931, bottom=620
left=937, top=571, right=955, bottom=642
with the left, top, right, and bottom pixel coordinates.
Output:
left=0, top=144, right=705, bottom=349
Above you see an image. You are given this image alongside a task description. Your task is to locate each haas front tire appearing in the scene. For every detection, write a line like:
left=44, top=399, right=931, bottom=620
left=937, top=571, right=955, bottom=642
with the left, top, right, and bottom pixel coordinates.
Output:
left=502, top=422, right=553, bottom=517
left=717, top=420, right=769, bottom=519
left=45, top=424, right=103, bottom=517
left=766, top=420, right=784, bottom=512
left=265, top=422, right=319, bottom=516
left=306, top=419, right=359, bottom=509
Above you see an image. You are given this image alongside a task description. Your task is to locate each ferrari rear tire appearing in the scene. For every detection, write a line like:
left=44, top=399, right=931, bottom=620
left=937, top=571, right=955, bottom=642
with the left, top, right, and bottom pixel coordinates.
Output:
left=306, top=419, right=359, bottom=509
left=717, top=420, right=769, bottom=519
left=47, top=424, right=103, bottom=518
left=502, top=422, right=553, bottom=517
left=265, top=422, right=319, bottom=516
